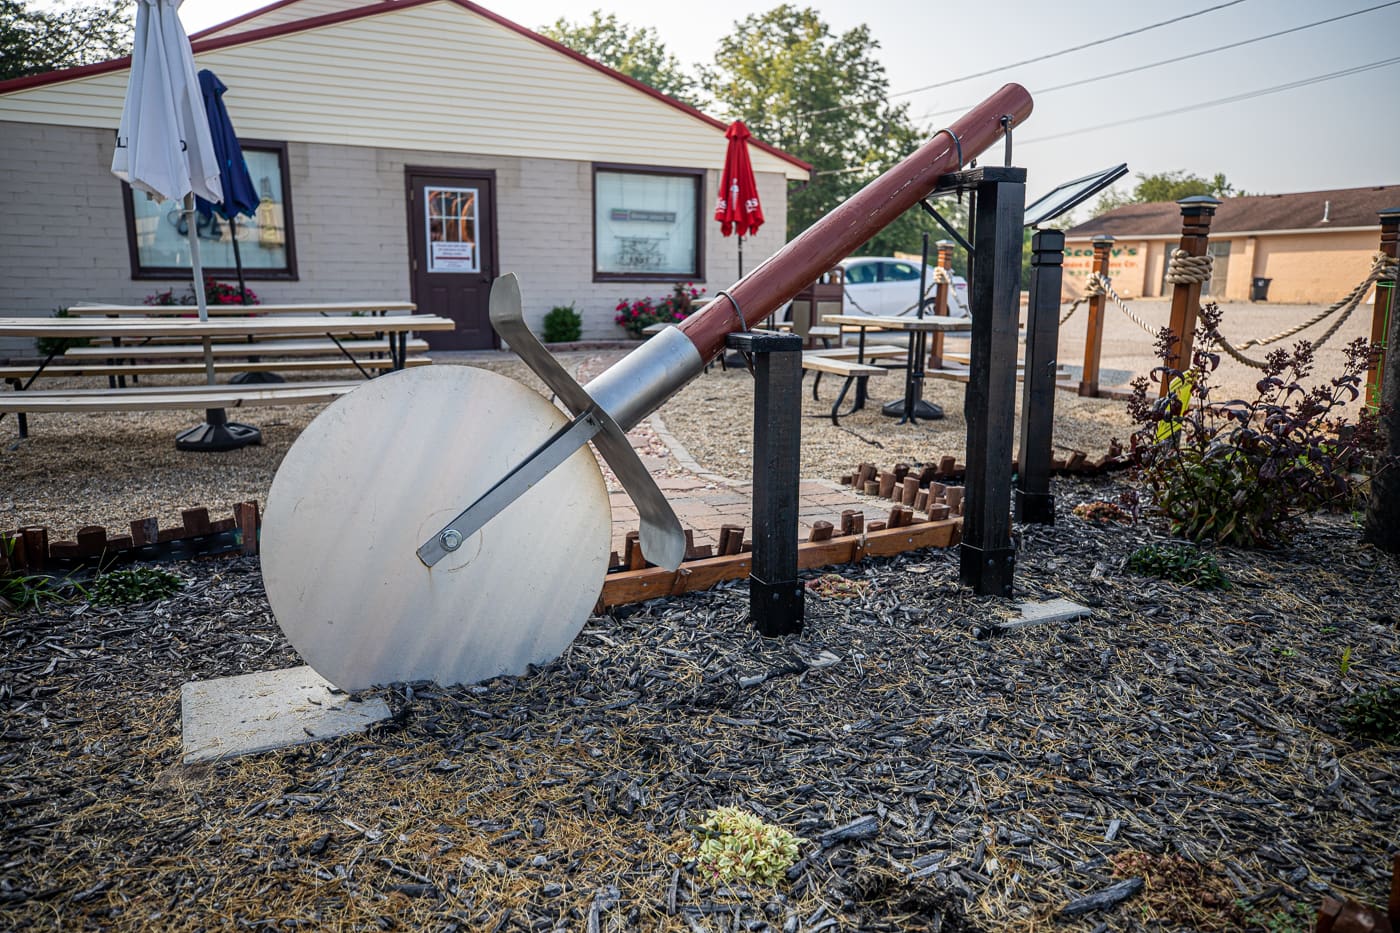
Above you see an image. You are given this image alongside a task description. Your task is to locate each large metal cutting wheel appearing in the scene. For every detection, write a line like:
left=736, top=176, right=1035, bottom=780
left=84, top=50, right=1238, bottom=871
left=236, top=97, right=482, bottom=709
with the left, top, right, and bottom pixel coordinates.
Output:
left=261, top=365, right=612, bottom=690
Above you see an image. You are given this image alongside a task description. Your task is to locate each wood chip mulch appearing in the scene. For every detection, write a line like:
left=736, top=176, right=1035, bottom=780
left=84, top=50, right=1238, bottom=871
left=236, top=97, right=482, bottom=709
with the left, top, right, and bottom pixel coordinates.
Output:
left=2, top=475, right=1397, bottom=932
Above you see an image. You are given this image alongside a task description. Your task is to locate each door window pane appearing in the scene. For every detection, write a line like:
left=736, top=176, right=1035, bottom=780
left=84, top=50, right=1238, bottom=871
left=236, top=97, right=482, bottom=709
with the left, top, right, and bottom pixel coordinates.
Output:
left=125, top=143, right=295, bottom=279
left=594, top=167, right=701, bottom=279
left=884, top=261, right=921, bottom=281
left=425, top=186, right=479, bottom=273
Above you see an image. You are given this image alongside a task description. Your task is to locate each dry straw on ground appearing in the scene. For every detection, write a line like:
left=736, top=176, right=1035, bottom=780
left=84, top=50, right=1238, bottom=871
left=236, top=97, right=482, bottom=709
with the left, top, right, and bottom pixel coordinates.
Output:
left=1, top=296, right=1395, bottom=930
left=2, top=480, right=1398, bottom=931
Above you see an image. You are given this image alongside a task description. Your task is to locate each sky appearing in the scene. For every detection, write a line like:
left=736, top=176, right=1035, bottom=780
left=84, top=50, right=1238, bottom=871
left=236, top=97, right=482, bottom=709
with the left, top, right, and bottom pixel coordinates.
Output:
left=171, top=0, right=1400, bottom=206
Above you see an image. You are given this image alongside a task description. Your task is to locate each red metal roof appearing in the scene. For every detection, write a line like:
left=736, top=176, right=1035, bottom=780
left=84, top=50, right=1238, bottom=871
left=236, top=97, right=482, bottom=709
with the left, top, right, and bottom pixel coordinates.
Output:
left=1066, top=185, right=1400, bottom=238
left=0, top=0, right=813, bottom=174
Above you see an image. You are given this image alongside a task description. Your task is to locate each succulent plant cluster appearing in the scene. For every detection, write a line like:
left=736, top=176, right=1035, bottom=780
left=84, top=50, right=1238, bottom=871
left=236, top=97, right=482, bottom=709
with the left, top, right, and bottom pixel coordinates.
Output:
left=693, top=807, right=804, bottom=886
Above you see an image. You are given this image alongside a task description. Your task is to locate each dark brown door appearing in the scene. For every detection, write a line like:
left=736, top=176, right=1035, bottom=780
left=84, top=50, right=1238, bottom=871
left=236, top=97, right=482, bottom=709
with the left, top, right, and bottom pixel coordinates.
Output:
left=407, top=169, right=497, bottom=350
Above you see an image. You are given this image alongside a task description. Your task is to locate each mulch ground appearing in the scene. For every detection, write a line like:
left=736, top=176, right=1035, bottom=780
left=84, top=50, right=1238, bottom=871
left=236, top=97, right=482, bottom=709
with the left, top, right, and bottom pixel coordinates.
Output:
left=2, top=475, right=1397, bottom=932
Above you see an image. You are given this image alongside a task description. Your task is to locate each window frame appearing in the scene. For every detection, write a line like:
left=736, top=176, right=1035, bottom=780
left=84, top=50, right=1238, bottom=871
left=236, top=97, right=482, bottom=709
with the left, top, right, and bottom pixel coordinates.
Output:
left=122, top=138, right=299, bottom=281
left=591, top=162, right=705, bottom=283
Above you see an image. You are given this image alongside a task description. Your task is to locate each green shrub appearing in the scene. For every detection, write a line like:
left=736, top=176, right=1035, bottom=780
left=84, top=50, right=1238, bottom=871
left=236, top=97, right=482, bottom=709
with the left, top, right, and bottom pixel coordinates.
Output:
left=89, top=567, right=184, bottom=606
left=541, top=304, right=582, bottom=343
left=1125, top=543, right=1229, bottom=589
left=692, top=806, right=804, bottom=886
left=35, top=307, right=91, bottom=358
left=1129, top=303, right=1386, bottom=547
left=1341, top=685, right=1400, bottom=745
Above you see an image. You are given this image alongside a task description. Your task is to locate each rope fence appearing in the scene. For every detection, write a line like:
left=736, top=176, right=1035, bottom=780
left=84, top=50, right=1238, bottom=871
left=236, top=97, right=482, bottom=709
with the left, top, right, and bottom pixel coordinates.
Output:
left=1208, top=252, right=1397, bottom=369
left=1060, top=248, right=1396, bottom=373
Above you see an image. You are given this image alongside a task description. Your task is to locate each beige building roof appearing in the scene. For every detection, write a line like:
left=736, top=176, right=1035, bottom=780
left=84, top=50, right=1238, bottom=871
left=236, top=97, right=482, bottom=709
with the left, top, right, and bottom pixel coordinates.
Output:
left=1067, top=185, right=1400, bottom=238
left=0, top=0, right=811, bottom=181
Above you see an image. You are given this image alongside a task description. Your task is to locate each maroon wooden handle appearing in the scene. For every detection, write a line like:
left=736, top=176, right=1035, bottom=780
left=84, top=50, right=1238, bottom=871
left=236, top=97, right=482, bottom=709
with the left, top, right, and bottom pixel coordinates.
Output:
left=678, top=82, right=1033, bottom=362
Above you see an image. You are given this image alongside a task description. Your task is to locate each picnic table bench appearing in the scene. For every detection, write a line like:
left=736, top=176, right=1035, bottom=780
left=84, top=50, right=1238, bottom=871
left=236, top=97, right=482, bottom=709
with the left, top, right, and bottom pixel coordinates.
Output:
left=0, top=309, right=453, bottom=438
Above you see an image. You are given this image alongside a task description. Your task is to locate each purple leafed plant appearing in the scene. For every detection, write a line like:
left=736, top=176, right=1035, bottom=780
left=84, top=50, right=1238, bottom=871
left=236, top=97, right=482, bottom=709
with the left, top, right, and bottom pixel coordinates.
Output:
left=1128, top=302, right=1388, bottom=547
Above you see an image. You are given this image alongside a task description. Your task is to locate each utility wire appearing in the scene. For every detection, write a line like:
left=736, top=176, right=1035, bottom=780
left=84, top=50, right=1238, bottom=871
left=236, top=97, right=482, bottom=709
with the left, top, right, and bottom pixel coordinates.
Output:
left=814, top=53, right=1400, bottom=178
left=1016, top=55, right=1400, bottom=145
left=796, top=0, right=1250, bottom=118
left=909, top=0, right=1400, bottom=123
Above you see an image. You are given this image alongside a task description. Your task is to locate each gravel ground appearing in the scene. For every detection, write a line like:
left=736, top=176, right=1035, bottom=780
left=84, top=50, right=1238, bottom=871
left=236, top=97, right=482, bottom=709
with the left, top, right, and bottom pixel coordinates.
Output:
left=8, top=298, right=1368, bottom=534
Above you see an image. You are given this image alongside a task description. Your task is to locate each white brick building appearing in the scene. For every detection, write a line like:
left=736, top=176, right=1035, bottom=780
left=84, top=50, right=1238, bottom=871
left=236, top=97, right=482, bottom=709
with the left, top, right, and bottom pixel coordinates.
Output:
left=0, top=0, right=809, bottom=354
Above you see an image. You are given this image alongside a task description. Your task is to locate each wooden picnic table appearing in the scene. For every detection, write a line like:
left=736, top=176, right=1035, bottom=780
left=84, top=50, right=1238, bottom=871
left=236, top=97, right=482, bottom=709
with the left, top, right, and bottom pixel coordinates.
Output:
left=0, top=314, right=454, bottom=438
left=821, top=314, right=973, bottom=423
left=65, top=300, right=416, bottom=317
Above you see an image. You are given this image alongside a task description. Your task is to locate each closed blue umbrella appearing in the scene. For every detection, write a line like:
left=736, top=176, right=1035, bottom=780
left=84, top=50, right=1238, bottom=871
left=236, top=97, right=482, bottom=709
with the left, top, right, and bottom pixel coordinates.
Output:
left=195, top=69, right=259, bottom=305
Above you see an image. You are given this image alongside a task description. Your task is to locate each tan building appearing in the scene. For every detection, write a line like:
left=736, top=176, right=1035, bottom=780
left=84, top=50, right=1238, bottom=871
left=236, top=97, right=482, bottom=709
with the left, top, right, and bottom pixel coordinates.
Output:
left=1062, top=185, right=1398, bottom=303
left=0, top=0, right=810, bottom=354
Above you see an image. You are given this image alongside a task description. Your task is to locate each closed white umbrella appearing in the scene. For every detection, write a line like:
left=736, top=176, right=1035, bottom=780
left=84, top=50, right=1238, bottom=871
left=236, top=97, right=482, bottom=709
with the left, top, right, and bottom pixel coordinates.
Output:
left=111, top=0, right=260, bottom=450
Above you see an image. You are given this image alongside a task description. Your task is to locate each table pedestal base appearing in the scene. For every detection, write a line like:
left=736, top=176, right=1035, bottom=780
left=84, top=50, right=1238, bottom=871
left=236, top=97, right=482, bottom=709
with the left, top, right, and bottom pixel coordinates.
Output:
left=177, top=409, right=262, bottom=452
left=229, top=371, right=285, bottom=385
left=881, top=398, right=943, bottom=421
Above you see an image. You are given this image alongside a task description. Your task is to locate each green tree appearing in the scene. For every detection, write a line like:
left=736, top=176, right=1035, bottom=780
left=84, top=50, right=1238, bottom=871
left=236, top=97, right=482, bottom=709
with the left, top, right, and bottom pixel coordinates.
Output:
left=539, top=10, right=699, bottom=107
left=1090, top=170, right=1244, bottom=217
left=701, top=4, right=955, bottom=254
left=0, top=0, right=132, bottom=81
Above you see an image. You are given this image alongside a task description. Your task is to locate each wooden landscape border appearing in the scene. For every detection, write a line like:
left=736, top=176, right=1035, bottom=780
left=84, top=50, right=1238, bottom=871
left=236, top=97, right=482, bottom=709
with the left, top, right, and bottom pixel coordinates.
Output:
left=597, top=517, right=961, bottom=609
left=1, top=503, right=260, bottom=574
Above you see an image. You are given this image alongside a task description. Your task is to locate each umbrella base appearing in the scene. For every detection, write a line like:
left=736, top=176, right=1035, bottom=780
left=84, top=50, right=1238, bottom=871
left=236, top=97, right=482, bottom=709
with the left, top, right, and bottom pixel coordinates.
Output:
left=229, top=370, right=285, bottom=385
left=177, top=409, right=262, bottom=452
left=881, top=398, right=944, bottom=421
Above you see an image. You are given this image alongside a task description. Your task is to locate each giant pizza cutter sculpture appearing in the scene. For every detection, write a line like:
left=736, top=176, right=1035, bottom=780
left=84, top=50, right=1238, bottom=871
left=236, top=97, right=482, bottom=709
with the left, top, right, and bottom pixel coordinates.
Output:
left=261, top=84, right=1034, bottom=690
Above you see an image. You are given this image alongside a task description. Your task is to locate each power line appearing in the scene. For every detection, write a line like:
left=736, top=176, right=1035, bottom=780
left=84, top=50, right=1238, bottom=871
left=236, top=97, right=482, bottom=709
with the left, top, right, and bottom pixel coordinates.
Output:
left=815, top=52, right=1400, bottom=179
left=909, top=0, right=1400, bottom=123
left=797, top=0, right=1250, bottom=119
left=1015, top=55, right=1400, bottom=146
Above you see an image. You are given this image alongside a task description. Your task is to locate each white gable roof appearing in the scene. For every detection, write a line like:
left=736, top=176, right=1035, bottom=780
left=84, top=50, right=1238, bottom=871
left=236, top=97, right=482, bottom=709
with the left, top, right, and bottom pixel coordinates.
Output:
left=0, top=0, right=810, bottom=180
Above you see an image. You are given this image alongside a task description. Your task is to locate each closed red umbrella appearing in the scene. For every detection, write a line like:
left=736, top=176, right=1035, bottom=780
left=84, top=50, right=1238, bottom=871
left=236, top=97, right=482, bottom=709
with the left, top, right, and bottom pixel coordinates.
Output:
left=715, top=120, right=764, bottom=276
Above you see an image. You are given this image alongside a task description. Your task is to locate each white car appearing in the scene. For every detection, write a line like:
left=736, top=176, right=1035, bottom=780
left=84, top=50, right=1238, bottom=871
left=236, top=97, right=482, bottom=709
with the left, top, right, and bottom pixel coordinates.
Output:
left=839, top=257, right=969, bottom=318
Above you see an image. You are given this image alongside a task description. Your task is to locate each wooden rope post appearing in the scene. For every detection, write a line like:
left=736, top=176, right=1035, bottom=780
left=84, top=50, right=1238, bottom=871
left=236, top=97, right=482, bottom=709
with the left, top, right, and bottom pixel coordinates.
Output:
left=1366, top=207, right=1400, bottom=408
left=1161, top=195, right=1221, bottom=397
left=1078, top=235, right=1114, bottom=397
left=928, top=239, right=954, bottom=370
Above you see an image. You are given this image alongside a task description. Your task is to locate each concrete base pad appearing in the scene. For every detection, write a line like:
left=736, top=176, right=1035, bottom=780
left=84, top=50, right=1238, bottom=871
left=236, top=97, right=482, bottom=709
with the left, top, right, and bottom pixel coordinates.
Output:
left=998, top=597, right=1092, bottom=632
left=181, top=666, right=392, bottom=765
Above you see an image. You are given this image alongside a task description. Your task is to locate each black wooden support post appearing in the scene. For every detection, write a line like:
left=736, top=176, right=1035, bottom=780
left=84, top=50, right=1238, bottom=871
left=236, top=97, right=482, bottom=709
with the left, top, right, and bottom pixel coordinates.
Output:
left=727, top=329, right=805, bottom=635
left=960, top=166, right=1026, bottom=596
left=1015, top=228, right=1064, bottom=525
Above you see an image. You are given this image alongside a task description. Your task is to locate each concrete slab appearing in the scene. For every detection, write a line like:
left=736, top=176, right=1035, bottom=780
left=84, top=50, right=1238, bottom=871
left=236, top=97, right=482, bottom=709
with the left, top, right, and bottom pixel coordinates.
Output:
left=999, top=597, right=1092, bottom=632
left=181, top=666, right=392, bottom=765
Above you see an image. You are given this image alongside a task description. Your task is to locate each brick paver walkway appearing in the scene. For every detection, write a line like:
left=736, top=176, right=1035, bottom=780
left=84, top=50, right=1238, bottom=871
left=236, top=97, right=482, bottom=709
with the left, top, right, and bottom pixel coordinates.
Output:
left=607, top=417, right=891, bottom=558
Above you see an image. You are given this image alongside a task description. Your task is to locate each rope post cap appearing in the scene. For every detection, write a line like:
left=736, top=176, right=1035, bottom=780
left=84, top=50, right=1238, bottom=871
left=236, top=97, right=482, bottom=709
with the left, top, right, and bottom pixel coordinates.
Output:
left=935, top=239, right=955, bottom=249
left=1378, top=206, right=1400, bottom=222
left=1091, top=234, right=1116, bottom=248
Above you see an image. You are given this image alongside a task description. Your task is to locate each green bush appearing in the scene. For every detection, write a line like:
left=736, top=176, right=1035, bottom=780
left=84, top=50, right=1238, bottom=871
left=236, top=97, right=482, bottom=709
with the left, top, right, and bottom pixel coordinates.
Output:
left=1125, top=543, right=1229, bottom=589
left=542, top=304, right=582, bottom=343
left=1129, top=303, right=1385, bottom=547
left=89, top=567, right=184, bottom=606
left=1341, top=685, right=1400, bottom=745
left=35, top=307, right=90, bottom=358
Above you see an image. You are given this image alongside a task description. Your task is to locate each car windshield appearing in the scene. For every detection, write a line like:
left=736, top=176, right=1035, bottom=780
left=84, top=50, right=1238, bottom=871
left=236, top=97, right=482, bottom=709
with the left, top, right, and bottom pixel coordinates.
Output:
left=844, top=263, right=878, bottom=285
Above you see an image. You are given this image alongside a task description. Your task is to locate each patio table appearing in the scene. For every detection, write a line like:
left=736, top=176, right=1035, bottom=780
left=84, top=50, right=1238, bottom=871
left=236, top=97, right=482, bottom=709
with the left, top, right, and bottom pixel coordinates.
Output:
left=821, top=314, right=972, bottom=421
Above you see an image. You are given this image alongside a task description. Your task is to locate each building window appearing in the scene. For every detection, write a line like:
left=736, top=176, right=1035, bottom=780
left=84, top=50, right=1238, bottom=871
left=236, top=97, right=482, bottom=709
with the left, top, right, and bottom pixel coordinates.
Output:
left=123, top=140, right=297, bottom=280
left=593, top=164, right=703, bottom=281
